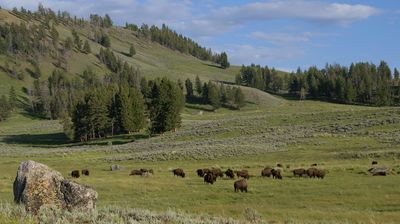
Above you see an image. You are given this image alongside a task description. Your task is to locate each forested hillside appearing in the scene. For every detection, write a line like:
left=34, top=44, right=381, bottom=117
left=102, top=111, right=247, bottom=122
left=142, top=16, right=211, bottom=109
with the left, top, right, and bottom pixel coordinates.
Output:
left=236, top=63, right=400, bottom=106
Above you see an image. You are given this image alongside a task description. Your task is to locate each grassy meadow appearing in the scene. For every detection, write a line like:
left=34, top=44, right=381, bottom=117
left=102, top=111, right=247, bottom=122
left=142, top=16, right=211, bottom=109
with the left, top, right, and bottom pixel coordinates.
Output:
left=0, top=89, right=399, bottom=223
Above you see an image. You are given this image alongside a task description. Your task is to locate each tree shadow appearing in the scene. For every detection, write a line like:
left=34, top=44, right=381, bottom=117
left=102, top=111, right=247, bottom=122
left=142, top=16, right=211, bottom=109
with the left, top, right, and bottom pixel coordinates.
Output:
left=2, top=133, right=70, bottom=146
left=201, top=62, right=222, bottom=69
left=1, top=132, right=149, bottom=148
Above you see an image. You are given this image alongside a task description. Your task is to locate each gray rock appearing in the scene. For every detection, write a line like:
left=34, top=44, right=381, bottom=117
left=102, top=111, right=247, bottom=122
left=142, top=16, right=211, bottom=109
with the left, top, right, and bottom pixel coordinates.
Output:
left=13, top=160, right=97, bottom=214
left=110, top=164, right=121, bottom=171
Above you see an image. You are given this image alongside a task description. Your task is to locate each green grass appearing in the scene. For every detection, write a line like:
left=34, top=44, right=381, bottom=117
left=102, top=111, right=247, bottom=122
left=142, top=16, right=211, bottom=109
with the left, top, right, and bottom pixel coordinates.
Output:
left=1, top=96, right=399, bottom=223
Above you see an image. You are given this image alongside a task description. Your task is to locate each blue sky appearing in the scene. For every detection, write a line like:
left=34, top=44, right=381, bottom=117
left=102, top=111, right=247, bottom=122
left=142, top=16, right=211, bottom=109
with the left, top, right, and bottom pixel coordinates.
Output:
left=2, top=0, right=399, bottom=71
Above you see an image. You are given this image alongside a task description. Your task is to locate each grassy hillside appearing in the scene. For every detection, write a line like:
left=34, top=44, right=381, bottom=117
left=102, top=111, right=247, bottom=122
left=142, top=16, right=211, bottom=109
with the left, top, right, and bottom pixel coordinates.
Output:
left=0, top=8, right=240, bottom=97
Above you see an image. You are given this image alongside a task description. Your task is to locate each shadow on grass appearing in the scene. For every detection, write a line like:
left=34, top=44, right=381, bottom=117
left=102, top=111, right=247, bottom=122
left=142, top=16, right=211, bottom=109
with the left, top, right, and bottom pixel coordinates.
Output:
left=2, top=133, right=149, bottom=148
left=201, top=62, right=222, bottom=69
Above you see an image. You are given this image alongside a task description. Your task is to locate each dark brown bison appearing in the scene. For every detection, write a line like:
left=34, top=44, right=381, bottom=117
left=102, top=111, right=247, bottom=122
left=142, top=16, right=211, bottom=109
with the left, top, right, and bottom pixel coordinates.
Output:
left=271, top=169, right=282, bottom=179
left=316, top=169, right=326, bottom=179
left=234, top=179, right=248, bottom=192
left=236, top=170, right=249, bottom=179
left=140, top=168, right=154, bottom=174
left=130, top=170, right=143, bottom=176
left=307, top=168, right=318, bottom=178
left=372, top=161, right=378, bottom=165
left=311, top=163, right=317, bottom=167
left=276, top=164, right=283, bottom=168
left=373, top=171, right=386, bottom=176
left=293, top=168, right=306, bottom=177
left=211, top=168, right=224, bottom=178
left=173, top=168, right=185, bottom=178
left=204, top=172, right=217, bottom=184
left=81, top=169, right=90, bottom=176
left=197, top=169, right=205, bottom=177
left=225, top=169, right=235, bottom=179
left=261, top=167, right=273, bottom=177
left=71, top=170, right=80, bottom=178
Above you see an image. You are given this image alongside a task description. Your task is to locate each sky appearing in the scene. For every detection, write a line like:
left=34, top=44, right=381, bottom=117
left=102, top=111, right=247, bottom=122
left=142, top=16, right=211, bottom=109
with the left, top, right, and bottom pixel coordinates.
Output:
left=1, top=0, right=399, bottom=71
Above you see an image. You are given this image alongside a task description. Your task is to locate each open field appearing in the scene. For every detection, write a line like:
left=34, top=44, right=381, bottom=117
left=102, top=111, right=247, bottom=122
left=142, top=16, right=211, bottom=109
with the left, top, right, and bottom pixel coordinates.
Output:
left=1, top=91, right=399, bottom=223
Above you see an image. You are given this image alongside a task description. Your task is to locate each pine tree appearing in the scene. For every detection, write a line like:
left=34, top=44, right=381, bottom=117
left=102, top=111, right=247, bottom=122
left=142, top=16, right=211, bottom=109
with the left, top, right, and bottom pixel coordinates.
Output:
left=8, top=86, right=17, bottom=109
left=119, top=86, right=134, bottom=133
left=195, top=75, right=202, bottom=95
left=130, top=87, right=146, bottom=132
left=185, top=78, right=193, bottom=97
left=233, top=87, right=245, bottom=109
left=149, top=78, right=184, bottom=134
left=129, top=44, right=136, bottom=57
left=83, top=40, right=91, bottom=54
left=345, top=79, right=355, bottom=103
left=207, top=82, right=221, bottom=109
left=219, top=52, right=230, bottom=69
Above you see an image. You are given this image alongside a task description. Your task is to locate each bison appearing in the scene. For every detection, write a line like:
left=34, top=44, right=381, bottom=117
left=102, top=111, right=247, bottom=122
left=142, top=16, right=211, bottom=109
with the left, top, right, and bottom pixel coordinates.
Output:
left=225, top=169, right=235, bottom=179
left=261, top=167, right=273, bottom=177
left=197, top=169, right=205, bottom=177
left=271, top=169, right=282, bottom=179
left=293, top=168, right=306, bottom=177
left=307, top=168, right=318, bottom=178
left=140, top=168, right=154, bottom=174
left=204, top=172, right=217, bottom=184
left=311, top=163, right=317, bottom=167
left=71, top=170, right=80, bottom=178
left=211, top=168, right=224, bottom=178
left=130, top=170, right=143, bottom=176
left=234, top=179, right=248, bottom=192
left=315, top=169, right=326, bottom=179
left=236, top=170, right=249, bottom=179
left=81, top=169, right=90, bottom=176
left=173, top=168, right=185, bottom=178
left=372, top=161, right=378, bottom=165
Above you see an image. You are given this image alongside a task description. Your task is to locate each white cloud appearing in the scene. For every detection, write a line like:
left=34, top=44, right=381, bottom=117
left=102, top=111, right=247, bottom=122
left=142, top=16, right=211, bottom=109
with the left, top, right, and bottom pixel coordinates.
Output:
left=225, top=44, right=305, bottom=66
left=250, top=32, right=313, bottom=45
left=184, top=0, right=379, bottom=37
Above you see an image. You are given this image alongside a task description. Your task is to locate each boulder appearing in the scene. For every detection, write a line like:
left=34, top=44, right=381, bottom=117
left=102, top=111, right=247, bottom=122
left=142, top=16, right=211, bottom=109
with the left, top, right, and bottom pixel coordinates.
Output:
left=13, top=160, right=97, bottom=214
left=368, top=167, right=391, bottom=176
left=110, top=164, right=121, bottom=171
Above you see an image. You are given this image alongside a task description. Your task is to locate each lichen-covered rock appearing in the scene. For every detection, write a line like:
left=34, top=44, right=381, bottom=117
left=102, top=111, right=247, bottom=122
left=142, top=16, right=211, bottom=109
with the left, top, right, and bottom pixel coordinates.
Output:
left=13, top=160, right=97, bottom=214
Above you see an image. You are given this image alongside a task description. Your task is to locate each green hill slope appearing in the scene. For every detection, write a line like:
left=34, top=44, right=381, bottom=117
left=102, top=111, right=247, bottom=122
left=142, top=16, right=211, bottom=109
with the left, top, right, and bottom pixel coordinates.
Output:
left=0, top=8, right=239, bottom=96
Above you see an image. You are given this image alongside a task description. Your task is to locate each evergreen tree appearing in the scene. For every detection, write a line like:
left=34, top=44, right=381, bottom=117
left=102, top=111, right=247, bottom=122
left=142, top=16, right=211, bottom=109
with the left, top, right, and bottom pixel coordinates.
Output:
left=219, top=52, right=230, bottom=69
left=119, top=86, right=134, bottom=133
left=83, top=40, right=91, bottom=54
left=149, top=78, right=184, bottom=134
left=195, top=75, right=202, bottom=95
left=233, top=87, right=246, bottom=109
left=129, top=44, right=136, bottom=57
left=394, top=68, right=400, bottom=82
left=185, top=78, right=193, bottom=97
left=72, top=29, right=82, bottom=50
left=130, top=87, right=146, bottom=132
left=207, top=82, right=221, bottom=109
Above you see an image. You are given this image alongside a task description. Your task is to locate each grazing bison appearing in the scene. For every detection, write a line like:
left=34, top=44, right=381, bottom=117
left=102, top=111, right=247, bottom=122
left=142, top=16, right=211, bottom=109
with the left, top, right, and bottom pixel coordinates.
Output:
left=261, top=167, right=273, bottom=177
left=81, top=169, right=90, bottom=176
left=130, top=170, right=143, bottom=176
left=211, top=168, right=224, bottom=178
left=140, top=169, right=154, bottom=174
left=225, top=169, right=235, bottom=179
left=307, top=168, right=318, bottom=178
left=311, top=163, right=317, bottom=167
left=271, top=169, right=282, bottom=179
left=204, top=172, right=217, bottom=184
left=293, top=168, right=306, bottom=177
left=276, top=164, right=283, bottom=168
left=173, top=168, right=185, bottom=178
left=236, top=170, right=249, bottom=179
left=372, top=161, right=378, bottom=165
left=71, top=170, right=80, bottom=178
left=234, top=179, right=248, bottom=192
left=197, top=169, right=205, bottom=177
left=315, top=169, right=326, bottom=179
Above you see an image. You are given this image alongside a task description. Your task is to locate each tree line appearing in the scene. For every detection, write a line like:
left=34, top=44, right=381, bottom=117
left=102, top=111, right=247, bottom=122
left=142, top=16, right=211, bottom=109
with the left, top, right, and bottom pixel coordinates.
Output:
left=126, top=23, right=230, bottom=69
left=185, top=76, right=245, bottom=110
left=236, top=62, right=400, bottom=106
